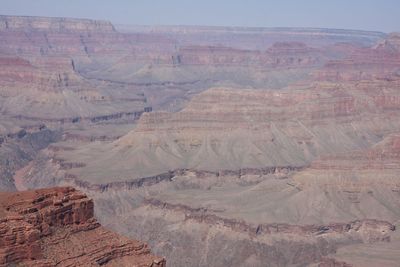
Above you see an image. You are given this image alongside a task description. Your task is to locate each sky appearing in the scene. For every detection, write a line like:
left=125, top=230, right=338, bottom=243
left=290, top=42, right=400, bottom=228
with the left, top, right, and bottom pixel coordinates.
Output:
left=0, top=0, right=399, bottom=32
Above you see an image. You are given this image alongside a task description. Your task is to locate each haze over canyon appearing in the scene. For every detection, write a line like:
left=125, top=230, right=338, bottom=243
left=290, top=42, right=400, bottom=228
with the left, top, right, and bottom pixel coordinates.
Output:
left=0, top=10, right=400, bottom=267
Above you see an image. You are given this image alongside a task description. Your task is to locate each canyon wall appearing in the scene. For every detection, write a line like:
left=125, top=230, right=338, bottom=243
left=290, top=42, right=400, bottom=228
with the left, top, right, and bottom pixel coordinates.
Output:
left=0, top=187, right=165, bottom=266
left=2, top=14, right=400, bottom=267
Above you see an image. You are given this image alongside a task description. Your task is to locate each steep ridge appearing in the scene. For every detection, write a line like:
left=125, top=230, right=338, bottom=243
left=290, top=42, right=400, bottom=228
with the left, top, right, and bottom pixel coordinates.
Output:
left=0, top=187, right=165, bottom=266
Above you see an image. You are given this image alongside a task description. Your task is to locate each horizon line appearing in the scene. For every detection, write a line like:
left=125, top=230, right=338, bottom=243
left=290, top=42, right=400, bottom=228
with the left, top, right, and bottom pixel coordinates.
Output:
left=0, top=14, right=393, bottom=34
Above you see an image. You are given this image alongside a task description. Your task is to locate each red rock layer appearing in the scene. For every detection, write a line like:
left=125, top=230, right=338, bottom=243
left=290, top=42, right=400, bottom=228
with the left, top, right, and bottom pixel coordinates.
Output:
left=0, top=15, right=176, bottom=59
left=0, top=187, right=165, bottom=267
left=315, top=34, right=400, bottom=82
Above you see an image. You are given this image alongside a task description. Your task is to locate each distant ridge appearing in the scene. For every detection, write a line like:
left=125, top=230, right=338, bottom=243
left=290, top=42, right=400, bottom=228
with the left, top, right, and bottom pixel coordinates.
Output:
left=116, top=24, right=386, bottom=37
left=0, top=14, right=116, bottom=32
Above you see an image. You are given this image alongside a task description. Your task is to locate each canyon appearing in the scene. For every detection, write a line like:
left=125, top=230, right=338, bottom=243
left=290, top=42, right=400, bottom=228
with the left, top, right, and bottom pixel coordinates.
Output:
left=1, top=14, right=400, bottom=266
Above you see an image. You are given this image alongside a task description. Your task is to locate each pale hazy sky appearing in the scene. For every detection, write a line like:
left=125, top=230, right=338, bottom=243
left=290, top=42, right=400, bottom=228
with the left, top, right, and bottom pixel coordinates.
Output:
left=1, top=0, right=399, bottom=32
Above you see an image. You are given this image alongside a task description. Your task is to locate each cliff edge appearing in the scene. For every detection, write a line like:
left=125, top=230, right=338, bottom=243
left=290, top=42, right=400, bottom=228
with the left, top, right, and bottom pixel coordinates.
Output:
left=0, top=187, right=165, bottom=267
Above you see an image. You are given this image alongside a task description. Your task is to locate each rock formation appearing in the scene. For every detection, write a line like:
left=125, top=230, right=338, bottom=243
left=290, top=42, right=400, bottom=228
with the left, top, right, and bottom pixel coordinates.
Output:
left=2, top=13, right=400, bottom=267
left=0, top=187, right=165, bottom=266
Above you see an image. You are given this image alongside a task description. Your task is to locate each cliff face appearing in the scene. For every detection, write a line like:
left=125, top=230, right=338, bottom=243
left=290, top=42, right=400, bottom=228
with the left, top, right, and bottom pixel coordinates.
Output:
left=315, top=34, right=400, bottom=82
left=0, top=15, right=174, bottom=60
left=0, top=52, right=147, bottom=122
left=0, top=187, right=165, bottom=267
left=0, top=15, right=161, bottom=123
left=172, top=42, right=323, bottom=68
left=0, top=15, right=115, bottom=32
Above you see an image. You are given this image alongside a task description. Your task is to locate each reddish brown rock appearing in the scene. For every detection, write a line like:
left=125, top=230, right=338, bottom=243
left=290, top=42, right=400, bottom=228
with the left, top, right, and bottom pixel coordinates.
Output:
left=0, top=187, right=165, bottom=267
left=314, top=34, right=400, bottom=82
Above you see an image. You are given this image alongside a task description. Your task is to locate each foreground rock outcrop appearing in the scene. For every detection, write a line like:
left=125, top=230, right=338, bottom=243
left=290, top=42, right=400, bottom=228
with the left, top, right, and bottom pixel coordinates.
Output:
left=0, top=187, right=165, bottom=267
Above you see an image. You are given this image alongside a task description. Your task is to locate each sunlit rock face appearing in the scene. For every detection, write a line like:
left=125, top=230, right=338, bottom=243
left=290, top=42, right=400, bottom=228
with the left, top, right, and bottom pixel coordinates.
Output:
left=0, top=187, right=165, bottom=267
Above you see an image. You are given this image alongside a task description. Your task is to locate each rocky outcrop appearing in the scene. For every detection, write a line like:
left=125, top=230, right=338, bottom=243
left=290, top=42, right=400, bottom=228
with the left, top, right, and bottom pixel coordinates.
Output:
left=53, top=166, right=300, bottom=192
left=0, top=187, right=165, bottom=267
left=12, top=110, right=146, bottom=125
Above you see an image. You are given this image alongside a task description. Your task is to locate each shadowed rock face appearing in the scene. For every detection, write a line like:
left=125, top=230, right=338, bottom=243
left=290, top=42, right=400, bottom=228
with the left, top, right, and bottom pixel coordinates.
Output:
left=0, top=128, right=60, bottom=191
left=0, top=187, right=165, bottom=267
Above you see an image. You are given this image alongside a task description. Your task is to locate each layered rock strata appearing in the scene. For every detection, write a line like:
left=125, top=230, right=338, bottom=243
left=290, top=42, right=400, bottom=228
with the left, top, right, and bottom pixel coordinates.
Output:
left=0, top=187, right=165, bottom=267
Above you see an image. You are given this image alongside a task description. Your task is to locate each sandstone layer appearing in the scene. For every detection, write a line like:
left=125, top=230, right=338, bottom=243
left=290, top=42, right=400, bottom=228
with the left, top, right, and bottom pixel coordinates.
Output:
left=0, top=187, right=165, bottom=267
